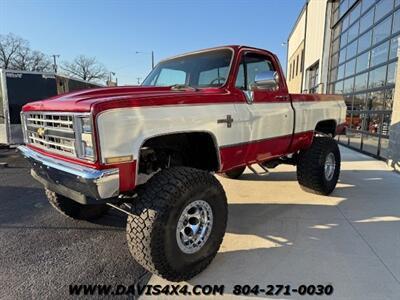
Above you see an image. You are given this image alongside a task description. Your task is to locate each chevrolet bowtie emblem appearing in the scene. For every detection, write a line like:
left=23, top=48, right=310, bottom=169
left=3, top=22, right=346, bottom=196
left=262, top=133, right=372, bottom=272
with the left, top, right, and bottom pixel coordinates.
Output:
left=37, top=127, right=45, bottom=137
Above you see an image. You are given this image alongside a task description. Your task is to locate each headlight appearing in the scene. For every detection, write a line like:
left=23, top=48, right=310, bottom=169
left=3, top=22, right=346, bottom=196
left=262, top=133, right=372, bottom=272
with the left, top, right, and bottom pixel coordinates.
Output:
left=81, top=117, right=92, bottom=133
left=77, top=116, right=95, bottom=160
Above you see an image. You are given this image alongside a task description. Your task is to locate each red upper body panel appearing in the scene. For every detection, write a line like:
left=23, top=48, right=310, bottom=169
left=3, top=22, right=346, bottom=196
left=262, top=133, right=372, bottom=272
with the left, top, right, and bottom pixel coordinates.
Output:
left=22, top=44, right=338, bottom=115
left=22, top=84, right=340, bottom=114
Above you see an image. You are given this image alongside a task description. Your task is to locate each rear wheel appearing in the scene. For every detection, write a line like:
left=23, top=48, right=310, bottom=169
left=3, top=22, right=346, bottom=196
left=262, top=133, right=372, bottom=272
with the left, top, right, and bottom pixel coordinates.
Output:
left=296, top=137, right=341, bottom=195
left=126, top=167, right=227, bottom=282
left=223, top=166, right=246, bottom=179
left=45, top=189, right=109, bottom=220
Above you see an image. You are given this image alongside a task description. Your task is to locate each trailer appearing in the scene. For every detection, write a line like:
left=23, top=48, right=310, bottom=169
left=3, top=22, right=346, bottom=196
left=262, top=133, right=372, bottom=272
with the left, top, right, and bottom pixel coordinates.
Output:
left=0, top=69, right=102, bottom=145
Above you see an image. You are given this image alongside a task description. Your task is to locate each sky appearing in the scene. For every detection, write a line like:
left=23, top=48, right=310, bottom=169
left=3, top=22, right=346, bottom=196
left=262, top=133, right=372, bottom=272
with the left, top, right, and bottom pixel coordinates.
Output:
left=1, top=0, right=305, bottom=85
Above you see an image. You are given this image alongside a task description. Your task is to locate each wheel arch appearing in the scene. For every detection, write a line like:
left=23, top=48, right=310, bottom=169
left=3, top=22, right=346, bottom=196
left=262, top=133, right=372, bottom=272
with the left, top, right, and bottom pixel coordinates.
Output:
left=315, top=119, right=337, bottom=137
left=135, top=130, right=221, bottom=183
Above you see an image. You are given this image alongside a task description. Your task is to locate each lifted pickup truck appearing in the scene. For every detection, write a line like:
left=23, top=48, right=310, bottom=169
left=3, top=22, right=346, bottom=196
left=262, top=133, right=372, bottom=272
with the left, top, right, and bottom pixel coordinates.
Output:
left=19, top=46, right=346, bottom=281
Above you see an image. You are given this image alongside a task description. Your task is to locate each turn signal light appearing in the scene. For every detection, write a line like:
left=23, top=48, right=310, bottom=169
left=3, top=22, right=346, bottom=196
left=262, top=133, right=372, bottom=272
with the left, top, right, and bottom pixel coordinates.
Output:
left=105, top=155, right=133, bottom=164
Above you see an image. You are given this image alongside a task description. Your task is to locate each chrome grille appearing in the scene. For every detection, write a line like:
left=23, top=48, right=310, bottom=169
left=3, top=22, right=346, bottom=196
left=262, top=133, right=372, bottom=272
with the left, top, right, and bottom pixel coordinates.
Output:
left=24, top=112, right=77, bottom=157
left=26, top=113, right=74, bottom=131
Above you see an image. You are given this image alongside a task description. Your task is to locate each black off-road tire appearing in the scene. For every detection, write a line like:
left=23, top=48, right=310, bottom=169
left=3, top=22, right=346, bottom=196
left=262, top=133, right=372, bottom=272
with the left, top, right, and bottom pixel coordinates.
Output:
left=126, top=167, right=227, bottom=282
left=45, top=189, right=109, bottom=220
left=296, top=137, right=341, bottom=195
left=223, top=166, right=246, bottom=179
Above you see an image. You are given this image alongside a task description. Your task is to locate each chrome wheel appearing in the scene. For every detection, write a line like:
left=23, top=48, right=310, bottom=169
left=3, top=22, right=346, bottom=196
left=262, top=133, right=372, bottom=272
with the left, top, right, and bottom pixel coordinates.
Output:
left=324, top=152, right=336, bottom=181
left=176, top=200, right=213, bottom=254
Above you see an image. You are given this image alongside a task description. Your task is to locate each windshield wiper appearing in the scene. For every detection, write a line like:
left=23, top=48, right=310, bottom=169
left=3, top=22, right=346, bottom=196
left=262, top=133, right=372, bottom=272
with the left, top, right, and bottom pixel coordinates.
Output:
left=170, top=84, right=198, bottom=91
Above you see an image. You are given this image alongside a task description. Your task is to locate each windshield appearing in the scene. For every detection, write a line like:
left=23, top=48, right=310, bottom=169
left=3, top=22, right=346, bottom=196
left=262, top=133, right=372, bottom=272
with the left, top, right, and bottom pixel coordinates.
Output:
left=142, top=49, right=233, bottom=88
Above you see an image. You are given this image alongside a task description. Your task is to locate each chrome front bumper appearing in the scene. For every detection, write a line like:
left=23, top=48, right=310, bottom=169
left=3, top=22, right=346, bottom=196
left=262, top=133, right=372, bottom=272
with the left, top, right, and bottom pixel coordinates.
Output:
left=18, top=146, right=119, bottom=204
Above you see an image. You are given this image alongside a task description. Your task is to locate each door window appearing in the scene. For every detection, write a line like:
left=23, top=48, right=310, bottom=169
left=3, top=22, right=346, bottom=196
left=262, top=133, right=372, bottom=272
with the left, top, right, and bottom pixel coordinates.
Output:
left=235, top=53, right=275, bottom=90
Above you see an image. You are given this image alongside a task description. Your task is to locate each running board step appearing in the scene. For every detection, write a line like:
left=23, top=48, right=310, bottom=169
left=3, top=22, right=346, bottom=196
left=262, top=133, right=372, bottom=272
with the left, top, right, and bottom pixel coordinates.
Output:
left=106, top=202, right=136, bottom=217
left=248, top=164, right=269, bottom=176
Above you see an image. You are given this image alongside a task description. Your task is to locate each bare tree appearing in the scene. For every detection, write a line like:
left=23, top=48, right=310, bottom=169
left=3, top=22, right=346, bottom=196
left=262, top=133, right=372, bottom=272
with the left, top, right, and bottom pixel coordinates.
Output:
left=1, top=33, right=107, bottom=79
left=0, top=33, right=28, bottom=69
left=0, top=33, right=52, bottom=72
left=9, top=45, right=30, bottom=70
left=62, top=55, right=108, bottom=82
left=11, top=48, right=52, bottom=72
left=27, top=51, right=52, bottom=72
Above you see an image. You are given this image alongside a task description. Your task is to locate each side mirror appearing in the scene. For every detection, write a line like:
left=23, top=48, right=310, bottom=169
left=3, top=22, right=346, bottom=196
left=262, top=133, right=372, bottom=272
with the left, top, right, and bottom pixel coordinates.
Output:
left=253, top=71, right=279, bottom=90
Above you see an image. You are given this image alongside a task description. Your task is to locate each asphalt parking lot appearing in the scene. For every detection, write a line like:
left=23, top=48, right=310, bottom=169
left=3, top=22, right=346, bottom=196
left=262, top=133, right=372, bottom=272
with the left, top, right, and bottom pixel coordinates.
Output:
left=1, top=146, right=400, bottom=299
left=0, top=148, right=149, bottom=299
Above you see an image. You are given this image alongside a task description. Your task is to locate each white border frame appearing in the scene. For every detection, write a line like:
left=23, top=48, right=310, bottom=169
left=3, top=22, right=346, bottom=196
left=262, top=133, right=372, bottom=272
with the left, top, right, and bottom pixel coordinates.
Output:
left=0, top=69, right=11, bottom=144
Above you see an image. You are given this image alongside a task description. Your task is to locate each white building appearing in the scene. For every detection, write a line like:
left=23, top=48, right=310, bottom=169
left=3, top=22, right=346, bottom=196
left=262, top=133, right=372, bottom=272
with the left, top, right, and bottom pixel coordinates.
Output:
left=287, top=0, right=400, bottom=170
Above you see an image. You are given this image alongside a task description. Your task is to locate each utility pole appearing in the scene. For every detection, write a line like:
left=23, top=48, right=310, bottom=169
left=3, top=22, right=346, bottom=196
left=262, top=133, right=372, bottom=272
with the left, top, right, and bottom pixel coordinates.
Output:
left=108, top=72, right=116, bottom=86
left=135, top=50, right=155, bottom=70
left=109, top=72, right=115, bottom=82
left=52, top=54, right=60, bottom=73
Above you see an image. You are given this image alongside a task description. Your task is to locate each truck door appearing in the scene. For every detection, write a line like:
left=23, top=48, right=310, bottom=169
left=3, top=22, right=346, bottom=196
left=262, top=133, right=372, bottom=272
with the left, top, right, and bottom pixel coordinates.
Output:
left=234, top=51, right=294, bottom=162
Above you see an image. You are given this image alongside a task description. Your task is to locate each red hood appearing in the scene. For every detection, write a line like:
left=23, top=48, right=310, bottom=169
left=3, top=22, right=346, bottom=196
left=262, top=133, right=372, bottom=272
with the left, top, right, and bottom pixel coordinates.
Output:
left=22, top=86, right=238, bottom=114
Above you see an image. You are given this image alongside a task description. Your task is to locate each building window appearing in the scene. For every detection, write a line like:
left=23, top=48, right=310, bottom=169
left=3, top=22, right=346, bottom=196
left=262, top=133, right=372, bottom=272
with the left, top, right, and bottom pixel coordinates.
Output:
left=358, top=30, right=372, bottom=53
left=290, top=61, right=292, bottom=79
left=348, top=21, right=360, bottom=43
left=362, top=0, right=375, bottom=14
left=373, top=15, right=392, bottom=45
left=360, top=9, right=374, bottom=34
left=328, top=0, right=399, bottom=158
left=387, top=61, right=398, bottom=84
left=292, top=60, right=295, bottom=79
left=370, top=41, right=390, bottom=67
left=308, top=62, right=319, bottom=93
left=339, top=0, right=350, bottom=19
left=393, top=9, right=400, bottom=34
left=347, top=40, right=358, bottom=59
left=375, top=0, right=394, bottom=22
left=296, top=55, right=299, bottom=76
left=350, top=2, right=361, bottom=24
left=356, top=51, right=370, bottom=73
left=301, top=49, right=304, bottom=72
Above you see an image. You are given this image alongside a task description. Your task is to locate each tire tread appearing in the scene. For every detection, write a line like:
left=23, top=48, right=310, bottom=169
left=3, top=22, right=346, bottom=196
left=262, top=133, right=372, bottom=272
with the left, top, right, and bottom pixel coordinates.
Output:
left=126, top=167, right=227, bottom=282
left=296, top=137, right=340, bottom=195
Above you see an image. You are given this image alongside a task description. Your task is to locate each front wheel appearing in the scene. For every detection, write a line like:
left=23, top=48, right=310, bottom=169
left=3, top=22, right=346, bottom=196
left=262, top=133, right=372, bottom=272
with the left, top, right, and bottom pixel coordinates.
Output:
left=296, top=137, right=341, bottom=195
left=45, top=189, right=109, bottom=220
left=126, top=167, right=227, bottom=282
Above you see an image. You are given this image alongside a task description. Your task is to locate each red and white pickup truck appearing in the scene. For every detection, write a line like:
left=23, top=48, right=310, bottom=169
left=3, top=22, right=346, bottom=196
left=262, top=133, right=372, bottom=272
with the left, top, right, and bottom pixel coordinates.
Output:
left=19, top=46, right=346, bottom=281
